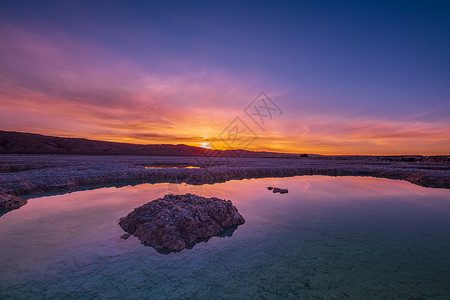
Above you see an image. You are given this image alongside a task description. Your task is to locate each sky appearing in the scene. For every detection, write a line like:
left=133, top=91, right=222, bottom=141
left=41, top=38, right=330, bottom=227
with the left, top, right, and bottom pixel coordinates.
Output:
left=0, top=0, right=449, bottom=155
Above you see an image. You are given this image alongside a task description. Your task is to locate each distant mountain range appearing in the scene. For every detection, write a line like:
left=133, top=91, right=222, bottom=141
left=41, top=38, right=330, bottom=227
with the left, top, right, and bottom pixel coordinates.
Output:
left=0, top=130, right=304, bottom=158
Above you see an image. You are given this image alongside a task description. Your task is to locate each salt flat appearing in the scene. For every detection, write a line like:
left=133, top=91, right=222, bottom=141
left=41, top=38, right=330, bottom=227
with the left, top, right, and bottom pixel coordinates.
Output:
left=0, top=155, right=448, bottom=203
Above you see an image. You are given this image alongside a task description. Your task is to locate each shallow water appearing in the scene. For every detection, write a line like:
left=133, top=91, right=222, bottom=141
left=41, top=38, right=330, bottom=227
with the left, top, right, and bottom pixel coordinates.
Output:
left=1, top=176, right=450, bottom=299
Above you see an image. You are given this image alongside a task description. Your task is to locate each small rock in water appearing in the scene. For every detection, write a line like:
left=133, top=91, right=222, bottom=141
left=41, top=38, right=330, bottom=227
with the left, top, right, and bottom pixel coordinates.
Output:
left=120, top=233, right=131, bottom=240
left=119, top=193, right=245, bottom=253
left=267, top=186, right=274, bottom=190
left=272, top=187, right=288, bottom=194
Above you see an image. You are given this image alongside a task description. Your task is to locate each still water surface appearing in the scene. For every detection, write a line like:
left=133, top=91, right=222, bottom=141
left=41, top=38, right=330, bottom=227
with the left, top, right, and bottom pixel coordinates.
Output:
left=0, top=176, right=449, bottom=299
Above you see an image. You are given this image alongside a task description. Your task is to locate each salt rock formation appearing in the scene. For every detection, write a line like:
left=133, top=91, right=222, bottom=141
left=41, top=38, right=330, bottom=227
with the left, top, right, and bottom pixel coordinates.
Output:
left=0, top=193, right=27, bottom=210
left=268, top=187, right=288, bottom=194
left=119, top=193, right=245, bottom=253
left=273, top=187, right=288, bottom=194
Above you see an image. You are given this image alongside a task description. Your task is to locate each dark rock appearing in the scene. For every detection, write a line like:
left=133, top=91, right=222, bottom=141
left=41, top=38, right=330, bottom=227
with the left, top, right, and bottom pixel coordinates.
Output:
left=0, top=193, right=27, bottom=210
left=272, top=187, right=288, bottom=194
left=267, top=186, right=274, bottom=190
left=120, top=233, right=131, bottom=240
left=119, top=193, right=245, bottom=253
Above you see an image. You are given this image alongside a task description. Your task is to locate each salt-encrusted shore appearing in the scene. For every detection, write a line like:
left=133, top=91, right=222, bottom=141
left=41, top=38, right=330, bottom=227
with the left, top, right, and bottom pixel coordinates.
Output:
left=0, top=154, right=449, bottom=209
left=0, top=193, right=27, bottom=210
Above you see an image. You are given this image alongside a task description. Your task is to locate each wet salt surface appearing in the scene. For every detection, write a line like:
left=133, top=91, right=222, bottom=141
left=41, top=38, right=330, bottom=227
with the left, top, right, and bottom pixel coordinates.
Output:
left=0, top=176, right=449, bottom=299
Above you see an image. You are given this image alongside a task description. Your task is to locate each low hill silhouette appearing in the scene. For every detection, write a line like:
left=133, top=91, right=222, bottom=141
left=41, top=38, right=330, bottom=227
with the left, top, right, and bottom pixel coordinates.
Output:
left=0, top=130, right=302, bottom=158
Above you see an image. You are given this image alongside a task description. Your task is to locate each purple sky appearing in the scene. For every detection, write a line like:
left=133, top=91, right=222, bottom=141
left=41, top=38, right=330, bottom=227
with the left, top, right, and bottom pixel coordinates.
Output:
left=1, top=0, right=449, bottom=154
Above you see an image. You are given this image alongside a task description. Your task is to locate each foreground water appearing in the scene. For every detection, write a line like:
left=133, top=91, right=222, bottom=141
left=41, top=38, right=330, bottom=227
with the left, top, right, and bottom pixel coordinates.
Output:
left=0, top=176, right=449, bottom=299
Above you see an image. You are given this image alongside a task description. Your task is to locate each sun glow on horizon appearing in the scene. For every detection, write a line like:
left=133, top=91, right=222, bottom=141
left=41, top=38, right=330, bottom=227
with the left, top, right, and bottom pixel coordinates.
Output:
left=200, top=142, right=212, bottom=149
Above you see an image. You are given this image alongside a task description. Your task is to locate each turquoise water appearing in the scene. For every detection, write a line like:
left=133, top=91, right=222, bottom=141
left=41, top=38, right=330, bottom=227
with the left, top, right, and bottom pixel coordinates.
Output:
left=0, top=176, right=449, bottom=299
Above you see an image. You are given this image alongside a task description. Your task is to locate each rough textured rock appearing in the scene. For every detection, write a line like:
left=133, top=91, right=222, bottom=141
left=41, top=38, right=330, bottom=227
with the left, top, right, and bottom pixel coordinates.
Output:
left=272, top=187, right=288, bottom=194
left=0, top=193, right=27, bottom=210
left=268, top=186, right=288, bottom=193
left=119, top=193, right=245, bottom=253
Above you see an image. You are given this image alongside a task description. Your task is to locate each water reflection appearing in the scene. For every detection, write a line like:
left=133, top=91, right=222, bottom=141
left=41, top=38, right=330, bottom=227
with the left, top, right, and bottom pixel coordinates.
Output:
left=0, top=176, right=449, bottom=298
